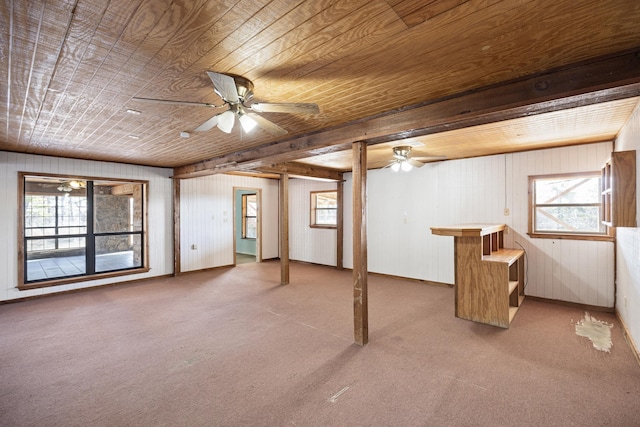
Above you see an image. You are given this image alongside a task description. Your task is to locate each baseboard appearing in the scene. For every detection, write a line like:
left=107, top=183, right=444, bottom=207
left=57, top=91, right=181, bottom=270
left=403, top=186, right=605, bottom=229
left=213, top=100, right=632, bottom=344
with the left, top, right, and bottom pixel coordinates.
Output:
left=176, top=264, right=234, bottom=275
left=1, top=273, right=174, bottom=305
left=524, top=295, right=615, bottom=313
left=291, top=260, right=454, bottom=288
left=616, top=310, right=640, bottom=367
left=368, top=271, right=454, bottom=288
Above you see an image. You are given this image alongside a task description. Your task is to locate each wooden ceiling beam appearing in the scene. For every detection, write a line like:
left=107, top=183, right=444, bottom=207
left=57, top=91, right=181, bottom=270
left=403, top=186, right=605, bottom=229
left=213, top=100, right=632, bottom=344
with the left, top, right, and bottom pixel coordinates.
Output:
left=172, top=49, right=640, bottom=179
left=255, top=162, right=343, bottom=181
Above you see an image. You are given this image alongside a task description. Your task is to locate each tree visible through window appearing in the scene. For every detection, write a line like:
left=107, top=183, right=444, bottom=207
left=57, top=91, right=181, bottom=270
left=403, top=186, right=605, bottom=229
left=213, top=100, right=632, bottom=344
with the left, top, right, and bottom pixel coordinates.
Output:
left=310, top=191, right=337, bottom=228
left=529, top=173, right=606, bottom=238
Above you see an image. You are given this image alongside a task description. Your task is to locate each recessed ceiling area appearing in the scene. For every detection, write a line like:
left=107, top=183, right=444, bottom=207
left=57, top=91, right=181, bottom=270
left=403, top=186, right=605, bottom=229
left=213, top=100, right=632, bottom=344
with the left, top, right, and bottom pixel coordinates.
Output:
left=294, top=97, right=640, bottom=171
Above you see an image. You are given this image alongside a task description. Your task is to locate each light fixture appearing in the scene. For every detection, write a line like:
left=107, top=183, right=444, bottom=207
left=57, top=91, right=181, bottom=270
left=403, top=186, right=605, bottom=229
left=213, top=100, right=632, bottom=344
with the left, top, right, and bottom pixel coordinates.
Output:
left=389, top=145, right=419, bottom=172
left=126, top=109, right=141, bottom=115
left=180, top=131, right=190, bottom=138
left=57, top=180, right=86, bottom=193
left=217, top=110, right=235, bottom=133
left=239, top=112, right=257, bottom=133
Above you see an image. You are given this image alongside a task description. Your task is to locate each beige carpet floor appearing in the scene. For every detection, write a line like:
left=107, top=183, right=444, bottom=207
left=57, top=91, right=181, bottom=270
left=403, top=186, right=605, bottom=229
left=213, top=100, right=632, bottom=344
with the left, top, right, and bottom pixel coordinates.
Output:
left=1, top=261, right=639, bottom=426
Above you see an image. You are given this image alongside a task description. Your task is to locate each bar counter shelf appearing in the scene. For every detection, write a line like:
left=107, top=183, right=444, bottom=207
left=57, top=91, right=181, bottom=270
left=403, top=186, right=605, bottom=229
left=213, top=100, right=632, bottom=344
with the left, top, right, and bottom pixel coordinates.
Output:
left=431, top=224, right=525, bottom=328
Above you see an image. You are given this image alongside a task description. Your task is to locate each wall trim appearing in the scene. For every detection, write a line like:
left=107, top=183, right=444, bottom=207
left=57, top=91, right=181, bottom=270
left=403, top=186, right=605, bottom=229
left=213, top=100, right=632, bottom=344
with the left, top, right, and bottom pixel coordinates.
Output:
left=1, top=274, right=173, bottom=305
left=525, top=295, right=614, bottom=313
left=616, top=310, right=640, bottom=367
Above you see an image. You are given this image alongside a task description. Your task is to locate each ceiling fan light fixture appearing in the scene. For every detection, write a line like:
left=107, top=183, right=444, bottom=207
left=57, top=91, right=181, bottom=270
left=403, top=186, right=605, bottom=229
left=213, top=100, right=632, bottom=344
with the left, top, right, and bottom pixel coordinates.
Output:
left=69, top=180, right=84, bottom=189
left=391, top=162, right=401, bottom=172
left=217, top=110, right=235, bottom=133
left=401, top=161, right=413, bottom=172
left=239, top=113, right=257, bottom=133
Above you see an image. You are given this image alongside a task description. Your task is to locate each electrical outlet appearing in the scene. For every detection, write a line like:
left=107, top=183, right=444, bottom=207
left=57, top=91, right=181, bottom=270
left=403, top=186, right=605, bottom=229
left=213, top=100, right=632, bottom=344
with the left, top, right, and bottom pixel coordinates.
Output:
left=504, top=208, right=510, bottom=216
left=191, top=244, right=197, bottom=250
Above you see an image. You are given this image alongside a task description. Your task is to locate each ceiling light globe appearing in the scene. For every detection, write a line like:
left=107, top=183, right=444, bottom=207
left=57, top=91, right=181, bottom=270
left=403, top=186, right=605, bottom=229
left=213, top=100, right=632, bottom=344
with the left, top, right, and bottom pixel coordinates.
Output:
left=401, top=161, right=412, bottom=172
left=239, top=114, right=257, bottom=133
left=391, top=162, right=401, bottom=172
left=217, top=110, right=235, bottom=133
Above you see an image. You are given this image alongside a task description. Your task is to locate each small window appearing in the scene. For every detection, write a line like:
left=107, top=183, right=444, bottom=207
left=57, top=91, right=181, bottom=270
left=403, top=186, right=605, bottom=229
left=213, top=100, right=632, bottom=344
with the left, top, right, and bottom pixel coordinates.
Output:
left=242, top=193, right=257, bottom=239
left=310, top=191, right=337, bottom=228
left=528, top=172, right=609, bottom=240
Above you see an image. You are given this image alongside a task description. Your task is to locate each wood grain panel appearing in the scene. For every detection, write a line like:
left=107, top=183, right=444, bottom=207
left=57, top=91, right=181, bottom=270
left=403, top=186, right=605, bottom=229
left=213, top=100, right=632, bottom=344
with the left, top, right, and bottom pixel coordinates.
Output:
left=257, top=2, right=407, bottom=88
left=260, top=0, right=637, bottom=126
left=2, top=0, right=640, bottom=170
left=452, top=236, right=521, bottom=328
left=279, top=172, right=289, bottom=284
left=352, top=141, right=368, bottom=345
left=230, top=0, right=368, bottom=76
left=390, top=0, right=469, bottom=28
left=213, top=0, right=333, bottom=74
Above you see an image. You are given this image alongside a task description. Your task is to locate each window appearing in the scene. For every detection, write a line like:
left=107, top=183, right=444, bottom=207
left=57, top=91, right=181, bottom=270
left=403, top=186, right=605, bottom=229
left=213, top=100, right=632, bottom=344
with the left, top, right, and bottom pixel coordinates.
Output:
left=310, top=190, right=337, bottom=228
left=528, top=172, right=609, bottom=240
left=19, top=174, right=148, bottom=288
left=242, top=193, right=257, bottom=239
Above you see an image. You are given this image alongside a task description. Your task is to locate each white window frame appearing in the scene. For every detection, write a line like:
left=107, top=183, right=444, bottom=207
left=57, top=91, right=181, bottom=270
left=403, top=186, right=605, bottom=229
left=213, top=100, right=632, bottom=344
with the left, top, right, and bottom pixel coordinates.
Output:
left=528, top=172, right=612, bottom=241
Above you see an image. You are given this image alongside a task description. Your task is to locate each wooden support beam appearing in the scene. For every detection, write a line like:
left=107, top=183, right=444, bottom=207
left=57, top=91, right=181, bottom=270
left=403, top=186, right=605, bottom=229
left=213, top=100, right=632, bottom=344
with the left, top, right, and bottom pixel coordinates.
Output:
left=256, top=162, right=344, bottom=181
left=352, top=141, right=368, bottom=346
left=172, top=49, right=640, bottom=179
left=279, top=173, right=290, bottom=285
left=173, top=178, right=180, bottom=276
left=336, top=180, right=344, bottom=270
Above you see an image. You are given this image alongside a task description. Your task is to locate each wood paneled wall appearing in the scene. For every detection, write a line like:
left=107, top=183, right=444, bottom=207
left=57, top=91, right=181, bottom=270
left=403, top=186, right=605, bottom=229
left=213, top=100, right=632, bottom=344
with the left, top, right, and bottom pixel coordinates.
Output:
left=0, top=151, right=173, bottom=301
left=288, top=179, right=338, bottom=266
left=0, top=143, right=619, bottom=311
left=342, top=142, right=614, bottom=308
left=612, top=102, right=640, bottom=352
left=179, top=174, right=279, bottom=272
left=508, top=143, right=614, bottom=307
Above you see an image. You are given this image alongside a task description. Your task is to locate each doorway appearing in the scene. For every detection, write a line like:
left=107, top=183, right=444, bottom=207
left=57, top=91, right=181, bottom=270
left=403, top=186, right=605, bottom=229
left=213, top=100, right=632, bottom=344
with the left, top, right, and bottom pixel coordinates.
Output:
left=234, top=188, right=261, bottom=264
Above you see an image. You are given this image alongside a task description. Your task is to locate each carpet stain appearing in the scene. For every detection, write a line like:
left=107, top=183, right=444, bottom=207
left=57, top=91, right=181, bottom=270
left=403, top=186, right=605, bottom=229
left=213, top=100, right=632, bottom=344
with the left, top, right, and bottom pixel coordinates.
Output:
left=575, top=312, right=613, bottom=353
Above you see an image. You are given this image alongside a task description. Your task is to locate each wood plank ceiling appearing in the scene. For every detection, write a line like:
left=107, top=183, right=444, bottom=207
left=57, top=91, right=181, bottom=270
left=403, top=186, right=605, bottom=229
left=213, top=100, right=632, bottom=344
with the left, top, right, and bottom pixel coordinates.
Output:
left=1, top=0, right=640, bottom=174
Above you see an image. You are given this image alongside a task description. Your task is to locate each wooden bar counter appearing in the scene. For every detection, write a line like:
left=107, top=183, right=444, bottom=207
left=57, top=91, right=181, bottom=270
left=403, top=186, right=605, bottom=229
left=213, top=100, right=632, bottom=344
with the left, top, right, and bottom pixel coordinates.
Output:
left=431, top=224, right=525, bottom=328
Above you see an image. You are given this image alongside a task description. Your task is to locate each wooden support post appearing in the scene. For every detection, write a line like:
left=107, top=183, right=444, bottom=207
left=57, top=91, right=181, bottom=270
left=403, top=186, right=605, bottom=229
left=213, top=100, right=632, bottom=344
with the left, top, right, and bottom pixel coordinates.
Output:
left=173, top=178, right=181, bottom=276
left=352, top=141, right=368, bottom=345
left=280, top=173, right=290, bottom=285
left=336, top=180, right=344, bottom=270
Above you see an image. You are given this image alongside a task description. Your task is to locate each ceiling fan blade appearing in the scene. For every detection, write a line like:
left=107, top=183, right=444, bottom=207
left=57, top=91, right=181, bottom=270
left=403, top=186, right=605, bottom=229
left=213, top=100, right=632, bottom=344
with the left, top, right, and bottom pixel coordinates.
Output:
left=382, top=161, right=396, bottom=169
left=132, top=97, right=220, bottom=108
left=194, top=114, right=220, bottom=132
left=408, top=159, right=424, bottom=168
left=413, top=155, right=448, bottom=161
left=207, top=71, right=239, bottom=103
left=250, top=102, right=319, bottom=114
left=247, top=112, right=288, bottom=137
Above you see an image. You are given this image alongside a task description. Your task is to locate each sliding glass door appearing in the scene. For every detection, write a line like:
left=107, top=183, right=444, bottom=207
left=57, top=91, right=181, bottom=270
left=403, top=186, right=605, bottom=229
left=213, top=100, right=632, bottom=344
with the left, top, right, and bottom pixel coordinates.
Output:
left=22, top=175, right=147, bottom=286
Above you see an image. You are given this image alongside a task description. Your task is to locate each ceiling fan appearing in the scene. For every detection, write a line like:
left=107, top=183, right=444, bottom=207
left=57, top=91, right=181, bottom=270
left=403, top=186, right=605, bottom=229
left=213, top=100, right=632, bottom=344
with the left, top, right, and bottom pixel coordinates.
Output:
left=385, top=146, right=446, bottom=172
left=133, top=71, right=320, bottom=137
